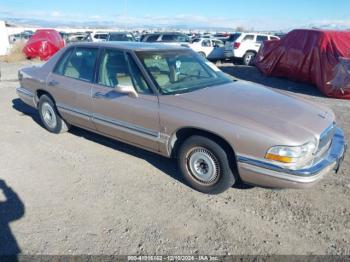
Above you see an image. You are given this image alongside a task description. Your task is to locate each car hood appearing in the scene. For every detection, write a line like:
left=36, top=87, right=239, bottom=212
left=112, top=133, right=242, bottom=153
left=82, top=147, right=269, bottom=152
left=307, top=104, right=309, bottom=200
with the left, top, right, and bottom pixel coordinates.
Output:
left=159, top=80, right=334, bottom=144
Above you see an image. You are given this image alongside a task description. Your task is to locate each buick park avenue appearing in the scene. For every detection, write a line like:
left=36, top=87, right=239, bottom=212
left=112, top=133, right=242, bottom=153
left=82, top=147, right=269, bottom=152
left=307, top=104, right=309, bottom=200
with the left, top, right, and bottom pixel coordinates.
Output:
left=17, top=42, right=347, bottom=194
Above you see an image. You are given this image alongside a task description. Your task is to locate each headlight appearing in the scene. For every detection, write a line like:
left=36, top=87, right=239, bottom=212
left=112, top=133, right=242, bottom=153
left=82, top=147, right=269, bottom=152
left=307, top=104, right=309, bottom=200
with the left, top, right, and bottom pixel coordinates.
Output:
left=265, top=140, right=317, bottom=164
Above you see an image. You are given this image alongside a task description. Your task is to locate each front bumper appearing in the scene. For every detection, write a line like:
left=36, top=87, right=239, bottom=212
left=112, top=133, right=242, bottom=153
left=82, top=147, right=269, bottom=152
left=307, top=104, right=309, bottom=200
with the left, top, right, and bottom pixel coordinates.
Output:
left=237, top=128, right=347, bottom=189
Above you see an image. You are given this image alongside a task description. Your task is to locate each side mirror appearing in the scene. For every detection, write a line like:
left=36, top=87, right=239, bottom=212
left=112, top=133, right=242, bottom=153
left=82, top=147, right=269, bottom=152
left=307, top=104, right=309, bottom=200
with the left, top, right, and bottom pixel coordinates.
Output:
left=115, top=85, right=139, bottom=98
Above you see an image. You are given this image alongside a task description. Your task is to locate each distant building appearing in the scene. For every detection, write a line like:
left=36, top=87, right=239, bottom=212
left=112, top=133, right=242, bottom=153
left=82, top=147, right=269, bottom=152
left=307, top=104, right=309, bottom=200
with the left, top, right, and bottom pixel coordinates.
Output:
left=0, top=20, right=10, bottom=55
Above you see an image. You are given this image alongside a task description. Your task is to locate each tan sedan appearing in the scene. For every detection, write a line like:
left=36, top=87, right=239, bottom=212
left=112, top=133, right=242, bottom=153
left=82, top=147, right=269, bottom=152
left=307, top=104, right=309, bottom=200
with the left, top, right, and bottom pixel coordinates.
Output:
left=17, top=42, right=347, bottom=194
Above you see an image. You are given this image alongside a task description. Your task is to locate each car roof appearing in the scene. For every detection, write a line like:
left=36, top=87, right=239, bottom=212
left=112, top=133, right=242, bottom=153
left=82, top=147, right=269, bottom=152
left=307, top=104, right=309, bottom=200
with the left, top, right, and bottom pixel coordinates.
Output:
left=68, top=42, right=189, bottom=51
left=144, top=32, right=185, bottom=35
left=109, top=32, right=133, bottom=35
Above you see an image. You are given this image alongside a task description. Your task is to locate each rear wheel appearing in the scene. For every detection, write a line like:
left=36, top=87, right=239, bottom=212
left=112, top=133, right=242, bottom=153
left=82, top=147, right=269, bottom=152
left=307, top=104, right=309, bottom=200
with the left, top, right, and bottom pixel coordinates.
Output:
left=243, top=51, right=256, bottom=66
left=38, top=95, right=70, bottom=134
left=178, top=136, right=236, bottom=194
left=198, top=52, right=206, bottom=59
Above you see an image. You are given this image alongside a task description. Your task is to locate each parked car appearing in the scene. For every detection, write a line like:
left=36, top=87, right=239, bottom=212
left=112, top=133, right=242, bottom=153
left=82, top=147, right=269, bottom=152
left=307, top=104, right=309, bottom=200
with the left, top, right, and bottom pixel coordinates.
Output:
left=189, top=38, right=225, bottom=61
left=213, top=33, right=230, bottom=42
left=224, top=33, right=279, bottom=65
left=23, top=29, right=65, bottom=61
left=107, top=32, right=136, bottom=42
left=141, top=32, right=190, bottom=45
left=9, top=31, right=33, bottom=44
left=17, top=42, right=346, bottom=194
left=256, top=29, right=350, bottom=99
left=89, top=32, right=109, bottom=42
left=66, top=33, right=90, bottom=43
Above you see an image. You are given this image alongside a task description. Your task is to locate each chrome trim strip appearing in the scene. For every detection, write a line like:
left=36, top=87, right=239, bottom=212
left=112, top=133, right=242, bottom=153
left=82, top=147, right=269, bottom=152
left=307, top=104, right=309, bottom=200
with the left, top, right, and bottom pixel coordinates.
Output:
left=237, top=128, right=346, bottom=178
left=56, top=104, right=166, bottom=143
left=238, top=162, right=332, bottom=183
left=16, top=87, right=34, bottom=98
left=93, top=113, right=159, bottom=138
left=319, top=122, right=336, bottom=140
left=56, top=104, right=91, bottom=118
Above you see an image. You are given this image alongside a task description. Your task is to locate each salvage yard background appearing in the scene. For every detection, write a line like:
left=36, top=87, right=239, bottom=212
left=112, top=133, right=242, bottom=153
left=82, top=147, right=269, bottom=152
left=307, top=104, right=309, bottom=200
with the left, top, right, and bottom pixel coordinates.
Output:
left=0, top=61, right=349, bottom=255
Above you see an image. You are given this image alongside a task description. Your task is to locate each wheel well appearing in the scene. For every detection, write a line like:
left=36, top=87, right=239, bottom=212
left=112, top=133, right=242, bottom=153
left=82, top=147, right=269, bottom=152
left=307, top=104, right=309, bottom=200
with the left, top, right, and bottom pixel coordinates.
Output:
left=170, top=127, right=240, bottom=179
left=245, top=50, right=257, bottom=55
left=171, top=128, right=236, bottom=159
left=35, top=90, right=55, bottom=105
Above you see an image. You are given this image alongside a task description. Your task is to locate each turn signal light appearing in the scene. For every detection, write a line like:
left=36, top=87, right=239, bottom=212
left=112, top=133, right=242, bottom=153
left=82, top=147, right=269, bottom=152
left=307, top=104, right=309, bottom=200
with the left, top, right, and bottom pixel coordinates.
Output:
left=265, top=153, right=294, bottom=163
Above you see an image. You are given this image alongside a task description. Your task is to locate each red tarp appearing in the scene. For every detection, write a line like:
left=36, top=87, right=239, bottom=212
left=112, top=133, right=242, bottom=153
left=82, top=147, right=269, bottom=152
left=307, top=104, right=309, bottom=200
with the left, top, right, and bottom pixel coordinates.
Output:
left=23, top=29, right=65, bottom=61
left=255, top=29, right=350, bottom=99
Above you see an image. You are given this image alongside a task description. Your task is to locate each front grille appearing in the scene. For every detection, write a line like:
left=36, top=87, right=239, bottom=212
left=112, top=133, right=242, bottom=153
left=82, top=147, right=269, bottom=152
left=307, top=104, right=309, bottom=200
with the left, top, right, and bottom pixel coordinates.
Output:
left=316, top=123, right=336, bottom=154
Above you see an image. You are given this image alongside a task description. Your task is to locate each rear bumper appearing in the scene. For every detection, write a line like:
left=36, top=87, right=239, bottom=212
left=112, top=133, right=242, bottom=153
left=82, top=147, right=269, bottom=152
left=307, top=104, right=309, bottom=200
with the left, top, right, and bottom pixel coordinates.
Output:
left=237, top=128, right=347, bottom=189
left=224, top=50, right=234, bottom=58
left=16, top=87, right=36, bottom=108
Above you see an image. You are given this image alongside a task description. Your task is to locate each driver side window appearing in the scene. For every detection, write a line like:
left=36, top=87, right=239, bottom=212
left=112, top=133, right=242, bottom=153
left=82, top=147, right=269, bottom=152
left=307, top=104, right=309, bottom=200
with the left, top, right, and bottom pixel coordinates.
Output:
left=98, top=49, right=132, bottom=88
left=98, top=49, right=152, bottom=94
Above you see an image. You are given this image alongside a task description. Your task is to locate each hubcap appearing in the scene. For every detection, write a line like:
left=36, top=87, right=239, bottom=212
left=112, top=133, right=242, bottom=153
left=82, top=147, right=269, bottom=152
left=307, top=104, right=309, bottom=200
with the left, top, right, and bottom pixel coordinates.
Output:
left=187, top=147, right=220, bottom=184
left=245, top=54, right=255, bottom=65
left=41, top=102, right=57, bottom=129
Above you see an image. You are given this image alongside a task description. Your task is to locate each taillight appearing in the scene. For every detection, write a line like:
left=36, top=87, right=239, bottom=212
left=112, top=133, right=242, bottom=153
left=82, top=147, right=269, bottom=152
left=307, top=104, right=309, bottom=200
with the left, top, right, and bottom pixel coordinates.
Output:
left=233, top=42, right=241, bottom=49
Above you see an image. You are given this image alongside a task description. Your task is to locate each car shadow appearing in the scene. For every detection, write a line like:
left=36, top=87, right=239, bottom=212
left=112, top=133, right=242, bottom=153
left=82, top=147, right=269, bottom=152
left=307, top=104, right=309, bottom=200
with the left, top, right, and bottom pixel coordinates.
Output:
left=12, top=98, right=42, bottom=127
left=0, top=179, right=25, bottom=259
left=219, top=65, right=325, bottom=98
left=69, top=127, right=253, bottom=190
left=12, top=98, right=252, bottom=191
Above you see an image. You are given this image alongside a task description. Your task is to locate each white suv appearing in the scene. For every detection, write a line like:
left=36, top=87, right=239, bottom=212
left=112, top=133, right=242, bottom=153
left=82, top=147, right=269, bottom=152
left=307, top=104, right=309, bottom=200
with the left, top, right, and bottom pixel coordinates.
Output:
left=224, top=33, right=279, bottom=65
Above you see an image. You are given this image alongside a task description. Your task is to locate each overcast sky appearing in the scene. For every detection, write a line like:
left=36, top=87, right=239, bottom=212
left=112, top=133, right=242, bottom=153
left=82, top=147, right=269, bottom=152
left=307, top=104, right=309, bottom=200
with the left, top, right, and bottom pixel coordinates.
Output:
left=1, top=0, right=350, bottom=30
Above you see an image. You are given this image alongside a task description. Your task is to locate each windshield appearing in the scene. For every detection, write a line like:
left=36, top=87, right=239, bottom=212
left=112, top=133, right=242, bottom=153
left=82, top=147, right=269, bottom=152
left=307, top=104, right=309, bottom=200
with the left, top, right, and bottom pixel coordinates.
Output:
left=109, top=33, right=135, bottom=42
left=136, top=50, right=233, bottom=95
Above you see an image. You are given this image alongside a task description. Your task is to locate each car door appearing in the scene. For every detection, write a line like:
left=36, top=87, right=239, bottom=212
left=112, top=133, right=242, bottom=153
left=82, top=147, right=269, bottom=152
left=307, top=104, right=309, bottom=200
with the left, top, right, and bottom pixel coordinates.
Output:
left=201, top=39, right=212, bottom=57
left=209, top=39, right=224, bottom=59
left=91, top=48, right=161, bottom=151
left=241, top=34, right=257, bottom=51
left=46, top=46, right=99, bottom=130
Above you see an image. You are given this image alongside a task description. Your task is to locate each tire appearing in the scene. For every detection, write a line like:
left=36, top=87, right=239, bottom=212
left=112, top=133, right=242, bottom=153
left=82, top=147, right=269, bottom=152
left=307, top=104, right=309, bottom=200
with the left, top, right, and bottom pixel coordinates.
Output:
left=177, top=135, right=236, bottom=194
left=198, top=52, right=206, bottom=59
left=242, top=51, right=256, bottom=66
left=38, top=94, right=70, bottom=134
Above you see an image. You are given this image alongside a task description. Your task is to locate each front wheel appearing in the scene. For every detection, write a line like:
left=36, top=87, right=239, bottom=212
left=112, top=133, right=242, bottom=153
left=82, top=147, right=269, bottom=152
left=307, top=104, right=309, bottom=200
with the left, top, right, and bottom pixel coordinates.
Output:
left=38, top=95, right=70, bottom=134
left=178, top=136, right=236, bottom=194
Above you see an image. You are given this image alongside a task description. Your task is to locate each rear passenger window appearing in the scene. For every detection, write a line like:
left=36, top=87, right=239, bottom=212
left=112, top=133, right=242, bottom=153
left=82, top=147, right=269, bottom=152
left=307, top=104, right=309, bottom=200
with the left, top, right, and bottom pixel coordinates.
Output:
left=144, top=35, right=159, bottom=42
left=256, top=35, right=268, bottom=43
left=242, top=35, right=255, bottom=42
left=54, top=49, right=73, bottom=75
left=56, top=47, right=98, bottom=82
left=202, top=40, right=211, bottom=47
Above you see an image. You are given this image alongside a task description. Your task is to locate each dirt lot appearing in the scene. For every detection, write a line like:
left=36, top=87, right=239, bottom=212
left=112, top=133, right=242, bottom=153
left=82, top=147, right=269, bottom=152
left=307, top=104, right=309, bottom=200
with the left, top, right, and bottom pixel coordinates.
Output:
left=0, top=61, right=349, bottom=255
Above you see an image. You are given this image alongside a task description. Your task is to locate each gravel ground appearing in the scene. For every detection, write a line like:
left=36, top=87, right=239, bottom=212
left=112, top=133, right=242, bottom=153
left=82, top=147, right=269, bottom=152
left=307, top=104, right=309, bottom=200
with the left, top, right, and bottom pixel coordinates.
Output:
left=0, top=61, right=349, bottom=256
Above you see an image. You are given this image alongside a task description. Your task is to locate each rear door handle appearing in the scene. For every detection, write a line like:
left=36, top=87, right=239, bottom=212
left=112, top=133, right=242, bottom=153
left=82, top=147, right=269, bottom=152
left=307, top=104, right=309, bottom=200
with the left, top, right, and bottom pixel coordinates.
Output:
left=93, top=92, right=108, bottom=99
left=48, top=80, right=59, bottom=86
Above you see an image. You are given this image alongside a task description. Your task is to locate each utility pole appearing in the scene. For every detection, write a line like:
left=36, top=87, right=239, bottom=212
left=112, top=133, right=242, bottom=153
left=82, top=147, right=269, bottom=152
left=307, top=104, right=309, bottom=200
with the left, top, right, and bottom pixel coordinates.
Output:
left=124, top=0, right=128, bottom=30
